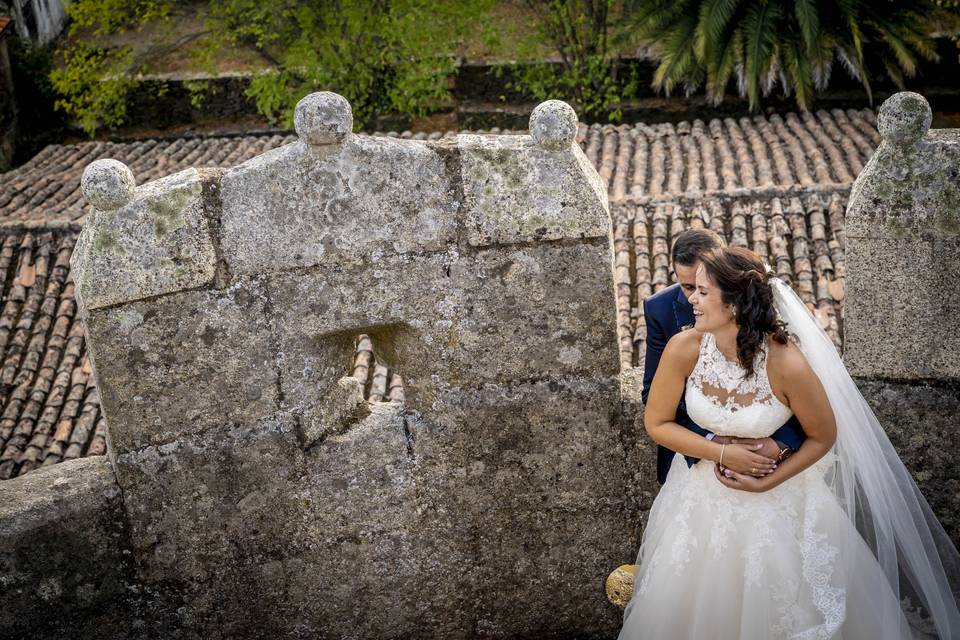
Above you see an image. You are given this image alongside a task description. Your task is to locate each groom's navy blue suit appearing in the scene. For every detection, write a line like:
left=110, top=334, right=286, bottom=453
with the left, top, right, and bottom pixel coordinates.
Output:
left=642, top=283, right=807, bottom=485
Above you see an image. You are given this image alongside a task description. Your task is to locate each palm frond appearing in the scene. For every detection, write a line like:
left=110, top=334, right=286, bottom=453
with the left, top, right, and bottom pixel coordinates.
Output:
left=652, top=12, right=701, bottom=94
left=881, top=56, right=907, bottom=88
left=742, top=0, right=781, bottom=110
left=782, top=36, right=814, bottom=109
left=793, top=0, right=820, bottom=52
left=634, top=0, right=946, bottom=112
left=698, top=0, right=742, bottom=48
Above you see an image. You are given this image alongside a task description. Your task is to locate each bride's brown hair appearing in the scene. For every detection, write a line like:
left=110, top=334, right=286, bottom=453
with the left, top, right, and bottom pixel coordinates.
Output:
left=698, top=246, right=790, bottom=377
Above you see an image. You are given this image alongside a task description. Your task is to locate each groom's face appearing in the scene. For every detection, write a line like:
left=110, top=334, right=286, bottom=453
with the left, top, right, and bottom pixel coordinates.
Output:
left=674, top=261, right=700, bottom=301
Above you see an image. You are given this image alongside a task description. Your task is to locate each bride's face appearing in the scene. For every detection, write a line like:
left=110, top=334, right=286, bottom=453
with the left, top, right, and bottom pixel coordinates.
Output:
left=690, top=265, right=735, bottom=332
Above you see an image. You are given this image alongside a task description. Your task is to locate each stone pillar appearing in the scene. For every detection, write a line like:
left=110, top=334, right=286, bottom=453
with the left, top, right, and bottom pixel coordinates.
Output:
left=844, top=91, right=960, bottom=545
left=844, top=91, right=960, bottom=380
left=72, top=94, right=639, bottom=638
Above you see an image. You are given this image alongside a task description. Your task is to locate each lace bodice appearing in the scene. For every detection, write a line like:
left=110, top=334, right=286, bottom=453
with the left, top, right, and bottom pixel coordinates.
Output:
left=685, top=331, right=794, bottom=438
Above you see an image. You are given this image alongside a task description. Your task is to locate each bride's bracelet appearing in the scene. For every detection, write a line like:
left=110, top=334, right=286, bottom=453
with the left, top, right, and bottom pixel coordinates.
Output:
left=719, top=444, right=726, bottom=466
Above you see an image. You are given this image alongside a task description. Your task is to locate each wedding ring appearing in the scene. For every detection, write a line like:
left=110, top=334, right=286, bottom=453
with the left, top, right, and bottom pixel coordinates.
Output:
left=751, top=467, right=756, bottom=473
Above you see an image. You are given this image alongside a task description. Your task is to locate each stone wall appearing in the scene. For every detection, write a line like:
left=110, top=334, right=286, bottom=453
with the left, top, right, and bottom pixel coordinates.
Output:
left=0, top=457, right=139, bottom=637
left=70, top=94, right=643, bottom=638
left=844, top=91, right=960, bottom=545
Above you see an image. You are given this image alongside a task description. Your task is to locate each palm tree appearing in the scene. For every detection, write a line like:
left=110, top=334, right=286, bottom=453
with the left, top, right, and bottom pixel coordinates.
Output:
left=629, top=0, right=958, bottom=110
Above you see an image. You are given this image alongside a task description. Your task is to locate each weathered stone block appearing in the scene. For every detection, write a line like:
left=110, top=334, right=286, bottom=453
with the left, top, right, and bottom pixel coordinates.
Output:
left=83, top=278, right=277, bottom=454
left=844, top=235, right=960, bottom=379
left=220, top=137, right=459, bottom=276
left=263, top=250, right=455, bottom=442
left=856, top=379, right=960, bottom=547
left=844, top=91, right=960, bottom=380
left=445, top=241, right=619, bottom=381
left=265, top=241, right=619, bottom=450
left=73, top=167, right=222, bottom=313
left=110, top=406, right=447, bottom=637
left=410, top=376, right=640, bottom=638
left=0, top=458, right=135, bottom=638
left=459, top=133, right=608, bottom=246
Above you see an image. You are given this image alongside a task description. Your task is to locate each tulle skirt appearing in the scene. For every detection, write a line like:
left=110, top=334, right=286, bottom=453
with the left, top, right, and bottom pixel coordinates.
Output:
left=618, top=454, right=919, bottom=640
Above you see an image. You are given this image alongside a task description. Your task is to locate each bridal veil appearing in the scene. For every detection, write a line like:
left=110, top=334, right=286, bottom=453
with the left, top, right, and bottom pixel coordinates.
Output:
left=768, top=270, right=960, bottom=638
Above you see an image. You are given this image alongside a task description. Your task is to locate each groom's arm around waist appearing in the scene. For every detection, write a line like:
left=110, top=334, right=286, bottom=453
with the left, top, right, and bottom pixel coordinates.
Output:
left=771, top=414, right=807, bottom=451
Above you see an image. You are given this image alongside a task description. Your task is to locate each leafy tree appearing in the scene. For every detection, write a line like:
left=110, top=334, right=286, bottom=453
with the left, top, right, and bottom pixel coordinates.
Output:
left=50, top=0, right=494, bottom=135
left=507, top=0, right=638, bottom=121
left=204, top=0, right=494, bottom=128
left=629, top=0, right=960, bottom=110
left=49, top=0, right=174, bottom=135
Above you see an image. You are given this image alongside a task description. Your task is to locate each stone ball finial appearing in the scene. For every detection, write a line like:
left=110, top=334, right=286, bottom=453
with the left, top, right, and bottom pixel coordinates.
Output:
left=529, top=100, right=578, bottom=151
left=81, top=159, right=136, bottom=211
left=294, top=91, right=353, bottom=146
left=605, top=564, right=637, bottom=608
left=878, top=91, right=931, bottom=145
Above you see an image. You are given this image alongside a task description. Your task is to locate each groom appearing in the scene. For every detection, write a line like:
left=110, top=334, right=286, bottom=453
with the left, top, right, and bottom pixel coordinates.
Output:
left=641, top=229, right=806, bottom=485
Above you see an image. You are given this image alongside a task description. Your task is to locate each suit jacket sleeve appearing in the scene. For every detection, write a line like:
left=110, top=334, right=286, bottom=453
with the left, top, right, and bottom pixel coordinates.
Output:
left=771, top=417, right=806, bottom=451
left=641, top=296, right=712, bottom=440
left=641, top=297, right=665, bottom=408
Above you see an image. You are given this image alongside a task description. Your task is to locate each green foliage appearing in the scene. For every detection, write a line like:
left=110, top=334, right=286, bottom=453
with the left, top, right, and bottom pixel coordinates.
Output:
left=49, top=44, right=141, bottom=136
left=629, top=0, right=960, bottom=111
left=210, top=0, right=491, bottom=129
left=183, top=79, right=216, bottom=109
left=506, top=1, right=637, bottom=121
left=49, top=0, right=177, bottom=135
left=65, top=0, right=174, bottom=36
left=51, top=0, right=495, bottom=134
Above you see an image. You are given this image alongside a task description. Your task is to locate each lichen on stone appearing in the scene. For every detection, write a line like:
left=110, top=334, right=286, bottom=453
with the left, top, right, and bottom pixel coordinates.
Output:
left=846, top=92, right=960, bottom=239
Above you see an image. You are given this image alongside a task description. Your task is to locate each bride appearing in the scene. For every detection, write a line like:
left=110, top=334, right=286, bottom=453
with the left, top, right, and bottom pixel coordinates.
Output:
left=619, top=246, right=960, bottom=639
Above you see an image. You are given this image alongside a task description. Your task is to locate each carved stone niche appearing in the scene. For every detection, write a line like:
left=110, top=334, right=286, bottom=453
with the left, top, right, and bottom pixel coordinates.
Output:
left=72, top=92, right=641, bottom=637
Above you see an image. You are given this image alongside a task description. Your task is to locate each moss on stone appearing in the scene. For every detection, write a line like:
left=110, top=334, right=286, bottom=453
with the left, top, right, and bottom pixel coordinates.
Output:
left=92, top=230, right=127, bottom=255
left=150, top=183, right=197, bottom=238
left=860, top=142, right=960, bottom=238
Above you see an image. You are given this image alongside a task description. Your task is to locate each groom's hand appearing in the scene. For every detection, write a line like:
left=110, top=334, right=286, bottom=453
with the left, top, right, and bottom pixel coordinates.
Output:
left=723, top=436, right=780, bottom=461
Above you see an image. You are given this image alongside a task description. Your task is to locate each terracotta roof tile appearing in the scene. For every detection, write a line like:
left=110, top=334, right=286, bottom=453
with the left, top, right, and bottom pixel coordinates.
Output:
left=611, top=190, right=848, bottom=370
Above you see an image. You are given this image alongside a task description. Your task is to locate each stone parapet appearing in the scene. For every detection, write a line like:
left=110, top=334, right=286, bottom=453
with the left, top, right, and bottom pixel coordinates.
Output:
left=70, top=92, right=636, bottom=637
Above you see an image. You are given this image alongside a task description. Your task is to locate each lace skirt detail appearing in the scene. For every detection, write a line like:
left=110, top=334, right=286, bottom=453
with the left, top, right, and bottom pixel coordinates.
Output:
left=618, top=454, right=916, bottom=640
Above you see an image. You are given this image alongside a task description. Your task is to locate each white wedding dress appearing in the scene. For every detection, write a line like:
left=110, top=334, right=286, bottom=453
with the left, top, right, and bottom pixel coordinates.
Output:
left=618, top=331, right=918, bottom=639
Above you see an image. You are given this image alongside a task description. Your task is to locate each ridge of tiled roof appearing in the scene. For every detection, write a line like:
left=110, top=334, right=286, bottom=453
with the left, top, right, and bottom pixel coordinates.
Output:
left=0, top=107, right=876, bottom=479
left=0, top=109, right=878, bottom=225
